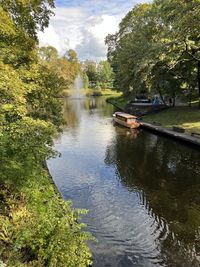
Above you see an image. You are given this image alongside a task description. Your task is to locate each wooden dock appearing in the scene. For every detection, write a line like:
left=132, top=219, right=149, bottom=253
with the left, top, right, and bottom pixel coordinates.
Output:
left=141, top=122, right=200, bottom=148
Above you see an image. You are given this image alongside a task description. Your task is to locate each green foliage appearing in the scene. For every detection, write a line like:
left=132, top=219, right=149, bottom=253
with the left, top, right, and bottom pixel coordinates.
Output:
left=0, top=171, right=93, bottom=266
left=0, top=62, right=26, bottom=108
left=0, top=0, right=55, bottom=40
left=106, top=0, right=200, bottom=105
left=97, top=61, right=114, bottom=88
left=39, top=46, right=59, bottom=62
left=83, top=60, right=114, bottom=89
left=39, top=47, right=81, bottom=91
left=84, top=62, right=98, bottom=87
left=0, top=0, right=92, bottom=266
left=66, top=49, right=78, bottom=63
left=82, top=72, right=89, bottom=89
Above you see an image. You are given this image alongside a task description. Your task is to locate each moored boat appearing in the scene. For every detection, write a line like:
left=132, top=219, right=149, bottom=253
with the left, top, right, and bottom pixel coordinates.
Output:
left=113, top=112, right=140, bottom=129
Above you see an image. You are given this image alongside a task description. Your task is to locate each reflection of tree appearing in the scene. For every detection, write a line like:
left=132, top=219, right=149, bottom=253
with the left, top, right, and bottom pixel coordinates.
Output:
left=62, top=97, right=114, bottom=135
left=62, top=99, right=80, bottom=130
left=83, top=97, right=114, bottom=117
left=105, top=130, right=200, bottom=265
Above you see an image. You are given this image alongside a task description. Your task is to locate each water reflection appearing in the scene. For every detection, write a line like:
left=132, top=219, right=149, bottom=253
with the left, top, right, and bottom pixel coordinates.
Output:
left=63, top=99, right=80, bottom=129
left=83, top=96, right=114, bottom=116
left=48, top=97, right=200, bottom=267
left=105, top=129, right=200, bottom=266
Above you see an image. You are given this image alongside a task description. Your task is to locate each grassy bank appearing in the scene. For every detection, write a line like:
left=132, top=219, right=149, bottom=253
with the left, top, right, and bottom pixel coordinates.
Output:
left=106, top=95, right=200, bottom=134
left=60, top=88, right=122, bottom=98
left=144, top=107, right=200, bottom=134
left=106, top=95, right=128, bottom=110
left=0, top=166, right=93, bottom=266
left=84, top=88, right=122, bottom=97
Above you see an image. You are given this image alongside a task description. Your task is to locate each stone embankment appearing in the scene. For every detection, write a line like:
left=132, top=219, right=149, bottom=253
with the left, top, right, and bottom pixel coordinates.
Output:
left=141, top=122, right=200, bottom=148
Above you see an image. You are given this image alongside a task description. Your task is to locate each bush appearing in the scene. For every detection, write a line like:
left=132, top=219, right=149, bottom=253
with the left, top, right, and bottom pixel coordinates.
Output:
left=0, top=170, right=93, bottom=267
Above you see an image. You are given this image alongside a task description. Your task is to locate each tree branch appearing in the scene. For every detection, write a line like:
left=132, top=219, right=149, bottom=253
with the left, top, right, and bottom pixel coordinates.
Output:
left=184, top=40, right=200, bottom=62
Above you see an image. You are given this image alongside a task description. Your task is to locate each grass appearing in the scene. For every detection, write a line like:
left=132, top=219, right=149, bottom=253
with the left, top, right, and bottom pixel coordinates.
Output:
left=144, top=106, right=200, bottom=134
left=106, top=95, right=128, bottom=109
left=84, top=88, right=122, bottom=97
left=106, top=94, right=200, bottom=134
left=100, top=88, right=122, bottom=96
left=62, top=88, right=122, bottom=98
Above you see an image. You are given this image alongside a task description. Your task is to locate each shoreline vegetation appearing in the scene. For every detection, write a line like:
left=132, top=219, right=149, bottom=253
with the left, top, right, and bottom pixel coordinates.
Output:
left=0, top=167, right=93, bottom=266
left=106, top=95, right=200, bottom=134
left=62, top=88, right=121, bottom=98
left=0, top=1, right=93, bottom=266
left=85, top=88, right=121, bottom=97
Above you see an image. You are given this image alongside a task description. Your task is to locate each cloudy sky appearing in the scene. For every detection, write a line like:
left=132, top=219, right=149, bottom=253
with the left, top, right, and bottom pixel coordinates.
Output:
left=38, top=0, right=150, bottom=60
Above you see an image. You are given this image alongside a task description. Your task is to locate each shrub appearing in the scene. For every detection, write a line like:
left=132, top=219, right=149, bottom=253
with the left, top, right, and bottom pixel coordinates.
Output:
left=0, top=171, right=93, bottom=267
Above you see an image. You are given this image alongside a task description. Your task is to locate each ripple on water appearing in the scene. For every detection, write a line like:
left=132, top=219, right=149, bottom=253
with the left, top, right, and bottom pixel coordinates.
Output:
left=47, top=98, right=200, bottom=267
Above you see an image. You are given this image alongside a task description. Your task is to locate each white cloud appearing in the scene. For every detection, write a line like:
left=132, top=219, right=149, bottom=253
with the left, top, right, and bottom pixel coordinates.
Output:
left=90, top=15, right=118, bottom=39
left=38, top=1, right=151, bottom=60
left=76, top=15, right=119, bottom=60
left=38, top=7, right=87, bottom=54
left=38, top=25, right=62, bottom=51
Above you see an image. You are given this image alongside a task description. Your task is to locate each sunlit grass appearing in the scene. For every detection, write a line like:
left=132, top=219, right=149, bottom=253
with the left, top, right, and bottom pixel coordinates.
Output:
left=144, top=107, right=200, bottom=134
left=84, top=88, right=122, bottom=97
left=101, top=88, right=122, bottom=96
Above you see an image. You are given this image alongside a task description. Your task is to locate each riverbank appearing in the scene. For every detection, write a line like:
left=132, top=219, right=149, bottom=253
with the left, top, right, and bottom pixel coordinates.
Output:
left=60, top=88, right=122, bottom=98
left=0, top=165, right=93, bottom=266
left=106, top=95, right=128, bottom=110
left=107, top=95, right=200, bottom=148
left=85, top=88, right=122, bottom=97
left=107, top=96, right=200, bottom=134
left=143, top=106, right=200, bottom=134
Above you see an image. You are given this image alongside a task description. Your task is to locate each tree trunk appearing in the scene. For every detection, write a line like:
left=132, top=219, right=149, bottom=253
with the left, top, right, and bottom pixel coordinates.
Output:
left=172, top=91, right=176, bottom=107
left=188, top=85, right=192, bottom=107
left=158, top=88, right=166, bottom=105
left=198, top=61, right=200, bottom=108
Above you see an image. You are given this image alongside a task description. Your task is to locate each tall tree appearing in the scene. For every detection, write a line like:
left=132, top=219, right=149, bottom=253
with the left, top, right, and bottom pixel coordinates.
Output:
left=106, top=0, right=200, bottom=106
left=0, top=1, right=92, bottom=265
left=97, top=60, right=114, bottom=88
left=84, top=61, right=98, bottom=87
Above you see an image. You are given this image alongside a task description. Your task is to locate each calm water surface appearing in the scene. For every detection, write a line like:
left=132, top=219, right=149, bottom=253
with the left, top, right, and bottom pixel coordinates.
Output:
left=47, top=97, right=200, bottom=267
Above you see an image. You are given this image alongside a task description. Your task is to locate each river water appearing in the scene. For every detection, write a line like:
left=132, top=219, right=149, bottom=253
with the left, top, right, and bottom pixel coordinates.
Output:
left=47, top=97, right=200, bottom=267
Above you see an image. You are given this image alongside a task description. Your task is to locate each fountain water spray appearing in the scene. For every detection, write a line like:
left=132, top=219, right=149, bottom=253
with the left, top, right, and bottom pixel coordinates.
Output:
left=71, top=74, right=84, bottom=99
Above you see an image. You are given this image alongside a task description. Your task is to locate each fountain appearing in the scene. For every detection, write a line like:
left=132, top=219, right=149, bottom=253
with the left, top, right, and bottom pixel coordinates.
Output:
left=71, top=74, right=84, bottom=99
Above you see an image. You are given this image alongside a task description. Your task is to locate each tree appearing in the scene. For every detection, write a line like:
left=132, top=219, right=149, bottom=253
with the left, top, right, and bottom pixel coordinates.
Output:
left=106, top=4, right=152, bottom=95
left=82, top=60, right=114, bottom=89
left=153, top=0, right=200, bottom=107
left=39, top=46, right=82, bottom=89
left=106, top=0, right=200, bottom=106
left=63, top=49, right=81, bottom=80
left=0, top=0, right=55, bottom=40
left=84, top=61, right=98, bottom=87
left=39, top=46, right=59, bottom=62
left=97, top=61, right=114, bottom=88
left=67, top=49, right=78, bottom=62
left=0, top=1, right=92, bottom=265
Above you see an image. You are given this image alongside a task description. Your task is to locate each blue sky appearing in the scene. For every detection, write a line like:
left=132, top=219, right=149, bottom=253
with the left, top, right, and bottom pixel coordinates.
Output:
left=55, top=0, right=139, bottom=15
left=38, top=0, right=150, bottom=60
